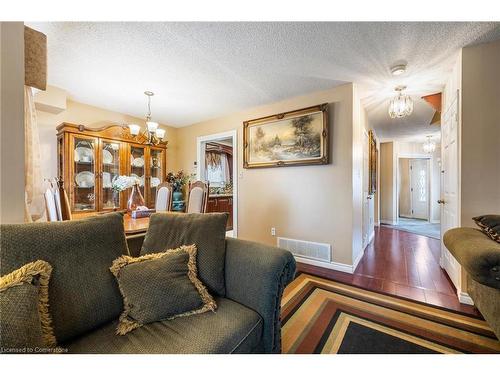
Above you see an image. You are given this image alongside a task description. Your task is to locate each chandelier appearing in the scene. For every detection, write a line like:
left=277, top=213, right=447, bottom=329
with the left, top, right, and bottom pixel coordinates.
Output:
left=423, top=135, right=436, bottom=153
left=388, top=86, right=413, bottom=119
left=127, top=91, right=166, bottom=146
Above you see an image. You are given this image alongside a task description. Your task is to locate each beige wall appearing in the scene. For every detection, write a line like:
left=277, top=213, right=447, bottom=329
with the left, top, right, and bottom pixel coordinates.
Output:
left=0, top=22, right=25, bottom=223
left=176, top=84, right=359, bottom=265
left=35, top=87, right=178, bottom=181
left=352, top=85, right=364, bottom=262
left=398, top=158, right=411, bottom=217
left=461, top=40, right=500, bottom=226
left=374, top=137, right=381, bottom=225
left=380, top=142, right=396, bottom=224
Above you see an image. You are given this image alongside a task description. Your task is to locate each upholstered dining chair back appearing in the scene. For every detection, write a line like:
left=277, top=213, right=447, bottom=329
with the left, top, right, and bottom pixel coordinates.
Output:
left=44, top=186, right=59, bottom=222
left=186, top=180, right=209, bottom=213
left=44, top=178, right=72, bottom=222
left=155, top=182, right=173, bottom=212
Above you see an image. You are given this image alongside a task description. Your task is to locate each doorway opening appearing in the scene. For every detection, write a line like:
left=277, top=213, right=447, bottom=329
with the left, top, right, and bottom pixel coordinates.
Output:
left=196, top=130, right=238, bottom=237
left=399, top=157, right=430, bottom=220
left=390, top=156, right=440, bottom=239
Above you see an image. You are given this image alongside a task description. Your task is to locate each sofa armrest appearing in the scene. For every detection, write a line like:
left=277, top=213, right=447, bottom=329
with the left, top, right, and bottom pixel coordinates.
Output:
left=443, top=228, right=500, bottom=289
left=224, top=238, right=296, bottom=353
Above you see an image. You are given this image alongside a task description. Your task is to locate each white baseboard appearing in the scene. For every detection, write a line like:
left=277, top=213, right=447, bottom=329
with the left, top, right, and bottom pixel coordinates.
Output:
left=295, top=256, right=354, bottom=274
left=380, top=219, right=397, bottom=225
left=458, top=291, right=474, bottom=305
left=352, top=249, right=365, bottom=272
left=368, top=230, right=375, bottom=243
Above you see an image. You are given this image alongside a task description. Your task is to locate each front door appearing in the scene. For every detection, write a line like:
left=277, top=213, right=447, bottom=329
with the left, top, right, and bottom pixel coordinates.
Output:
left=409, top=159, right=429, bottom=220
left=440, top=89, right=461, bottom=290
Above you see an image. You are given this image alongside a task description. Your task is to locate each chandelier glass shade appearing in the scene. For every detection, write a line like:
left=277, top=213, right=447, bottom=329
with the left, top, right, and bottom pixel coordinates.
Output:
left=127, top=91, right=166, bottom=146
left=423, top=136, right=436, bottom=153
left=388, top=86, right=413, bottom=119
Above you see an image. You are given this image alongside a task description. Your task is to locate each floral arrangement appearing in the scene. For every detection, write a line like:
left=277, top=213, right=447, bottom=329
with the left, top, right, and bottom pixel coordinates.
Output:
left=111, top=175, right=138, bottom=193
left=166, top=170, right=194, bottom=192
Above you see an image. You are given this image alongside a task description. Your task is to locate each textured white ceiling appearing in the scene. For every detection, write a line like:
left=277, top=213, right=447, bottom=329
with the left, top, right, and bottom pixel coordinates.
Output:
left=28, top=22, right=500, bottom=137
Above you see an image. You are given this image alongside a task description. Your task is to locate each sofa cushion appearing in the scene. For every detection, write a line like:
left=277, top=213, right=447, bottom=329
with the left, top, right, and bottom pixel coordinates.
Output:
left=141, top=213, right=228, bottom=296
left=0, top=260, right=56, bottom=350
left=473, top=215, right=500, bottom=243
left=0, top=213, right=127, bottom=343
left=65, top=298, right=263, bottom=353
left=110, top=245, right=216, bottom=335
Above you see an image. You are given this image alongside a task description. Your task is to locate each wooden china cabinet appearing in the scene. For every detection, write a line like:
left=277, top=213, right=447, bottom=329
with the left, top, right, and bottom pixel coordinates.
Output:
left=57, top=123, right=167, bottom=216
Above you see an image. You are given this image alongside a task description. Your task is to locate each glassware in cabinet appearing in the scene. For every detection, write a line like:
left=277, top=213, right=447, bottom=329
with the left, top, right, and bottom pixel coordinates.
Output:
left=72, top=136, right=97, bottom=212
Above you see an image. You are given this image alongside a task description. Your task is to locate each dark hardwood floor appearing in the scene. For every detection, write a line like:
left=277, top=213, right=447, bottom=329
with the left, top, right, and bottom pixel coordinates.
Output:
left=297, top=225, right=481, bottom=317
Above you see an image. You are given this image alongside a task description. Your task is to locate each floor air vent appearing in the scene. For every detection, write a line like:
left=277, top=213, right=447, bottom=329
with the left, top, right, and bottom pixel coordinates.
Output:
left=277, top=237, right=331, bottom=263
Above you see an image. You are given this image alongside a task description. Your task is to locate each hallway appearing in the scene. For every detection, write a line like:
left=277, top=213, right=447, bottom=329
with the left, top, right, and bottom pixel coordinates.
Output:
left=297, top=225, right=479, bottom=316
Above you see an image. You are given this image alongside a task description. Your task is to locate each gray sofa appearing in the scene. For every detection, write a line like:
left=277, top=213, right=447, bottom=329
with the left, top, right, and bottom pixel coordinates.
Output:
left=443, top=227, right=500, bottom=339
left=0, top=213, right=296, bottom=353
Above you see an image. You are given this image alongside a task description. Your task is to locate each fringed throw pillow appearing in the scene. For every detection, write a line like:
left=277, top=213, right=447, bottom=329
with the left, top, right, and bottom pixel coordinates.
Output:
left=110, top=244, right=216, bottom=335
left=0, top=260, right=57, bottom=351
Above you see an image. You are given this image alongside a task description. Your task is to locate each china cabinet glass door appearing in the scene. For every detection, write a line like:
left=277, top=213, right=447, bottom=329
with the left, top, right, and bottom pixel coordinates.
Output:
left=72, top=136, right=97, bottom=212
left=148, top=148, right=164, bottom=208
left=130, top=145, right=146, bottom=202
left=100, top=140, right=121, bottom=210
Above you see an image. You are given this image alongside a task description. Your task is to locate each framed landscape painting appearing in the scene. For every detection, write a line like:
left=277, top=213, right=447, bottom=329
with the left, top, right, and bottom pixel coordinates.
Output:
left=243, top=104, right=329, bottom=168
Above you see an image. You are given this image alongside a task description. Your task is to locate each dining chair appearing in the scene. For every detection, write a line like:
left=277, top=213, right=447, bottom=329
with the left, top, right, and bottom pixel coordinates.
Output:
left=56, top=177, right=72, bottom=221
left=186, top=180, right=209, bottom=213
left=45, top=178, right=72, bottom=222
left=155, top=182, right=173, bottom=212
left=44, top=184, right=59, bottom=222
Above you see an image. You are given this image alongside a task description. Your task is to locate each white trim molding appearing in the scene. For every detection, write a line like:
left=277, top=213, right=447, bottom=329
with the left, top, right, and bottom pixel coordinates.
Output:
left=295, top=256, right=356, bottom=274
left=368, top=230, right=375, bottom=243
left=352, top=248, right=365, bottom=271
left=380, top=219, right=397, bottom=225
left=458, top=291, right=474, bottom=305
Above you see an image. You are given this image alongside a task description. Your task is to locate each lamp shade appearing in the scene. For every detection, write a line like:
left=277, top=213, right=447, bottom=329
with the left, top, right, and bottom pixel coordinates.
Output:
left=128, top=124, right=141, bottom=136
left=423, top=136, right=436, bottom=153
left=156, top=128, right=166, bottom=140
left=146, top=121, right=159, bottom=132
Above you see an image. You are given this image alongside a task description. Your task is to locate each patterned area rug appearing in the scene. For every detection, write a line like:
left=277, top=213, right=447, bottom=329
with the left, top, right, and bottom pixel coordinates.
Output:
left=281, top=273, right=500, bottom=353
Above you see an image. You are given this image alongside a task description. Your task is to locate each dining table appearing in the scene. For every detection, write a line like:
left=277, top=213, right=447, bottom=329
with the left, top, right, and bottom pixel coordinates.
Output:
left=123, top=214, right=151, bottom=237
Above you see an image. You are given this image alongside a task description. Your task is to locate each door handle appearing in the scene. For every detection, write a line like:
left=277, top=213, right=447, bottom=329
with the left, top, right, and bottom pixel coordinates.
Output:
left=437, top=199, right=445, bottom=204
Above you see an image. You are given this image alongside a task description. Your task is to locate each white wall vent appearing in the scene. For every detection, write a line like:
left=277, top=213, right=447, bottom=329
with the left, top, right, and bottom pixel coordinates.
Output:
left=277, top=237, right=331, bottom=263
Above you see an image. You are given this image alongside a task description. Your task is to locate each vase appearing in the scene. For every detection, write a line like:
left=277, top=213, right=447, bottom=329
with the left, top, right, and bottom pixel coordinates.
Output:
left=127, top=183, right=145, bottom=212
left=112, top=190, right=120, bottom=210
left=173, top=191, right=183, bottom=202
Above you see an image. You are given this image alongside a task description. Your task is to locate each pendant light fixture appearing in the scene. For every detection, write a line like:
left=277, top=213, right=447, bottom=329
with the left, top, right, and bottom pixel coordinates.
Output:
left=388, top=86, right=413, bottom=119
left=128, top=91, right=166, bottom=146
left=423, top=135, right=436, bottom=153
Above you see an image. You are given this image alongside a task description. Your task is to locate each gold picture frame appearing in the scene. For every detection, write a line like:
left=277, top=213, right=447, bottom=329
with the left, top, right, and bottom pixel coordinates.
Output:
left=243, top=104, right=329, bottom=169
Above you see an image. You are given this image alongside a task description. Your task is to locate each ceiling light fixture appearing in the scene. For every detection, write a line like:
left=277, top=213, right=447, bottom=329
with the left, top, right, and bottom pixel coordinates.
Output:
left=390, top=63, right=407, bottom=76
left=423, top=135, right=436, bottom=154
left=388, top=86, right=413, bottom=119
left=127, top=91, right=167, bottom=146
